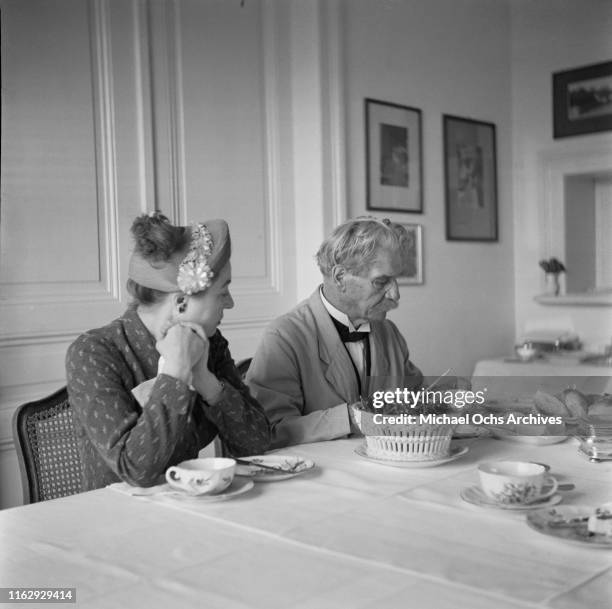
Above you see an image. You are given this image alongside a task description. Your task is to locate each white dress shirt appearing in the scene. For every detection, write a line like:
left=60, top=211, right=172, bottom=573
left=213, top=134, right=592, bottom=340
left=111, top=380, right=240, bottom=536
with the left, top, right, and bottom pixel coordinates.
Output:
left=319, top=288, right=370, bottom=385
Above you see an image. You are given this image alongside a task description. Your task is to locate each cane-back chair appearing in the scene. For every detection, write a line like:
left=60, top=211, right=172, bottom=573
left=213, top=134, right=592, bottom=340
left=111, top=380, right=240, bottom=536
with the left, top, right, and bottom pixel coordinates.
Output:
left=12, top=387, right=83, bottom=503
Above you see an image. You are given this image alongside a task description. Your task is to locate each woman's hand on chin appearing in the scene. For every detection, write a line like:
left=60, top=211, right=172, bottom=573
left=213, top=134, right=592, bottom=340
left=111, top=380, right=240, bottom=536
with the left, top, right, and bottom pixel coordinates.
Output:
left=156, top=322, right=207, bottom=384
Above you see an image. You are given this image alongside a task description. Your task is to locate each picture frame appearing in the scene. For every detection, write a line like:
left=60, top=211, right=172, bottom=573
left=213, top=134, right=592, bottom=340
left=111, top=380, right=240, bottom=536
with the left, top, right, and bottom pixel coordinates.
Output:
left=443, top=115, right=498, bottom=242
left=365, top=99, right=423, bottom=213
left=553, top=60, right=612, bottom=139
left=397, top=224, right=423, bottom=285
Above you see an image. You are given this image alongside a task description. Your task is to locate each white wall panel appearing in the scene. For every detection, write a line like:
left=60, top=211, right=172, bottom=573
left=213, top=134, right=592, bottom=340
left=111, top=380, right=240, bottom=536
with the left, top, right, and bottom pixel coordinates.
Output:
left=147, top=0, right=298, bottom=332
left=0, top=0, right=147, bottom=334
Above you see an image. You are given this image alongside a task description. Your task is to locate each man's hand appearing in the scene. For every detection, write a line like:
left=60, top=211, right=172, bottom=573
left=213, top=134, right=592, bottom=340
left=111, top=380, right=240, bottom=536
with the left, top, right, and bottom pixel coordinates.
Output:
left=454, top=376, right=472, bottom=390
left=347, top=402, right=364, bottom=436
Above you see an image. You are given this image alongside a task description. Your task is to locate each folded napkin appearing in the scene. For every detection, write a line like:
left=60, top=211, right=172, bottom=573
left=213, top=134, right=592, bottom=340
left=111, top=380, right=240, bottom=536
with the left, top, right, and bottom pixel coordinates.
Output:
left=109, top=481, right=170, bottom=497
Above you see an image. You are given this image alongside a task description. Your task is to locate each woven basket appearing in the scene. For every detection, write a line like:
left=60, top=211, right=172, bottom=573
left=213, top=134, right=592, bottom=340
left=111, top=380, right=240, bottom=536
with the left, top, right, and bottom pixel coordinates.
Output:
left=365, top=425, right=454, bottom=461
left=350, top=405, right=455, bottom=461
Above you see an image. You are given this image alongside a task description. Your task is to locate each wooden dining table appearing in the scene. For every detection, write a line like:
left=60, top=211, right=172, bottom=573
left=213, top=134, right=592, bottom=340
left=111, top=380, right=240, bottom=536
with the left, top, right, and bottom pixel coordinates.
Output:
left=1, top=436, right=611, bottom=609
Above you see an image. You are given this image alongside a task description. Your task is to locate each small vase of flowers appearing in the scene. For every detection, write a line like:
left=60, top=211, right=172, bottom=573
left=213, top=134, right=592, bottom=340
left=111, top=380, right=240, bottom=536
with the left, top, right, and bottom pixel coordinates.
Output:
left=539, top=258, right=566, bottom=296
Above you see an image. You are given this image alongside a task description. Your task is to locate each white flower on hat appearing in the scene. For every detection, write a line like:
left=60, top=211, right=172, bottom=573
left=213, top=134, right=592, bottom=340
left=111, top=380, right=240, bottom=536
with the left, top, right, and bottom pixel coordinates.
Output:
left=177, top=223, right=215, bottom=295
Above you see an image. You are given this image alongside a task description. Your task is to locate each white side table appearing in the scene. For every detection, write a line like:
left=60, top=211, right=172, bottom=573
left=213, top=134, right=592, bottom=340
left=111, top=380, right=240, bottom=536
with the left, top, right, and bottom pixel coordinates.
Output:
left=472, top=357, right=612, bottom=395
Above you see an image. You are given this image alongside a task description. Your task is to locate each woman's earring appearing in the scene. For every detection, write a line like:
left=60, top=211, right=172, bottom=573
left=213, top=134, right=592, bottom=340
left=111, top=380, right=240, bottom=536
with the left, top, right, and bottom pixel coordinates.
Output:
left=177, top=296, right=187, bottom=314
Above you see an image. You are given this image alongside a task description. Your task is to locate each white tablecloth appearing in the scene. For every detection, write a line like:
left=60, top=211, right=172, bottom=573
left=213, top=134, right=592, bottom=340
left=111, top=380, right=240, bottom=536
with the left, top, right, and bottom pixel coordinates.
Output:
left=1, top=438, right=611, bottom=609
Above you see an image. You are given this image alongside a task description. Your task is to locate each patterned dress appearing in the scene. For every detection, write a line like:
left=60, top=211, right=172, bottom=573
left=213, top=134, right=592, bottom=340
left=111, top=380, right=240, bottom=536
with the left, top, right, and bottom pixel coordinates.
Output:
left=66, top=306, right=270, bottom=490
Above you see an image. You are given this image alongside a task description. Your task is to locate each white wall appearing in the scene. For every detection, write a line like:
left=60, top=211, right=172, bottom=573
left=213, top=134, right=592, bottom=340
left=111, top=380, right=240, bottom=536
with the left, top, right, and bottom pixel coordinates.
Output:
left=341, top=0, right=515, bottom=376
left=511, top=0, right=612, bottom=350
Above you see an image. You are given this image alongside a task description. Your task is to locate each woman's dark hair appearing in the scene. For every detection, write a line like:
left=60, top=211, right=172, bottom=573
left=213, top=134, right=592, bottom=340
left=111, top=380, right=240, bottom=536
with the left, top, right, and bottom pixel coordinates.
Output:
left=127, top=212, right=189, bottom=306
left=130, top=212, right=188, bottom=262
left=126, top=279, right=166, bottom=306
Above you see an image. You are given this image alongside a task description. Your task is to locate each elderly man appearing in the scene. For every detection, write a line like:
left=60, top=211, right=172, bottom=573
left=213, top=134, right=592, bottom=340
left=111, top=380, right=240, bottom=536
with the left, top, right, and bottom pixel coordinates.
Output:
left=247, top=217, right=430, bottom=448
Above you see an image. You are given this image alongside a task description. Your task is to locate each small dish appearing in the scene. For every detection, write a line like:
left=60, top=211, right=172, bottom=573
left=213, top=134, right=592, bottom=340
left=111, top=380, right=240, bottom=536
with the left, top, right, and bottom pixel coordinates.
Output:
left=164, top=477, right=254, bottom=502
left=460, top=485, right=562, bottom=511
left=526, top=505, right=612, bottom=548
left=235, top=455, right=315, bottom=481
left=453, top=425, right=492, bottom=439
left=492, top=430, right=568, bottom=445
left=354, top=444, right=469, bottom=468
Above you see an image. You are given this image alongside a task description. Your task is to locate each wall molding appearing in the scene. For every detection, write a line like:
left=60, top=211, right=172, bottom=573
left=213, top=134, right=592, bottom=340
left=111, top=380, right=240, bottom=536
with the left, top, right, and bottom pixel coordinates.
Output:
left=90, top=0, right=122, bottom=301
left=0, top=439, right=16, bottom=453
left=165, top=0, right=187, bottom=224
left=261, top=0, right=283, bottom=295
left=0, top=332, right=79, bottom=349
left=134, top=0, right=157, bottom=215
left=220, top=316, right=274, bottom=332
left=321, top=0, right=347, bottom=230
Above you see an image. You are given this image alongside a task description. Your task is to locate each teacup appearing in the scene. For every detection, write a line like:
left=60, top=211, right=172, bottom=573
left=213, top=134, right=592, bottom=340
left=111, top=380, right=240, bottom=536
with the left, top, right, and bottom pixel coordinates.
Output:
left=165, top=457, right=236, bottom=495
left=477, top=460, right=558, bottom=505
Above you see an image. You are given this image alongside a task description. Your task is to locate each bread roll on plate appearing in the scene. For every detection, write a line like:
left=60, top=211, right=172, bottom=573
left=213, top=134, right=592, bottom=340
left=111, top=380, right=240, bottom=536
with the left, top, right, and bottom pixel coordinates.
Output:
left=558, top=389, right=589, bottom=419
left=588, top=394, right=612, bottom=417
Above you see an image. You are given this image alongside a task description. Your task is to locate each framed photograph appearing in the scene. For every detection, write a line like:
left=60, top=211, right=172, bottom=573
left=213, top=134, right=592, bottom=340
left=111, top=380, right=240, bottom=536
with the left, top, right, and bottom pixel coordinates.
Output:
left=365, top=99, right=423, bottom=213
left=397, top=224, right=423, bottom=285
left=443, top=115, right=498, bottom=242
left=553, top=60, right=612, bottom=139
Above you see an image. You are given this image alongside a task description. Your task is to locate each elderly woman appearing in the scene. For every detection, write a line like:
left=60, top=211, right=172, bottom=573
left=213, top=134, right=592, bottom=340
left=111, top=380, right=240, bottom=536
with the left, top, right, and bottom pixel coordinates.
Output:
left=66, top=212, right=270, bottom=490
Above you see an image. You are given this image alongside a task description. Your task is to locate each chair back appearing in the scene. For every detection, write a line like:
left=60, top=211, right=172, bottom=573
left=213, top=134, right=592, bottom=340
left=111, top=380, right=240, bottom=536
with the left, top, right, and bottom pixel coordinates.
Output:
left=236, top=357, right=253, bottom=381
left=12, top=387, right=83, bottom=504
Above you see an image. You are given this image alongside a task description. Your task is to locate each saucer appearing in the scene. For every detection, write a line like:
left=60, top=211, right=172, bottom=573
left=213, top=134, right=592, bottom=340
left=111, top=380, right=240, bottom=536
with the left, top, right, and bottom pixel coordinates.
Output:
left=354, top=445, right=469, bottom=469
left=460, top=484, right=562, bottom=510
left=235, top=455, right=315, bottom=481
left=527, top=506, right=612, bottom=548
left=165, top=477, right=254, bottom=502
left=492, top=429, right=568, bottom=445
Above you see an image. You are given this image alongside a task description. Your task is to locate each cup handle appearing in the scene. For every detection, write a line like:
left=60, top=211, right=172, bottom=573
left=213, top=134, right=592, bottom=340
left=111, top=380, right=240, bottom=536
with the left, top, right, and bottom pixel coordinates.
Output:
left=539, top=475, right=558, bottom=500
left=165, top=467, right=181, bottom=484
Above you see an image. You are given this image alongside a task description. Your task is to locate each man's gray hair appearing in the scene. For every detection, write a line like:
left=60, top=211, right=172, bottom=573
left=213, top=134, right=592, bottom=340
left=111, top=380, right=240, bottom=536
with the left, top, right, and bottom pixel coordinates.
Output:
left=315, top=217, right=410, bottom=278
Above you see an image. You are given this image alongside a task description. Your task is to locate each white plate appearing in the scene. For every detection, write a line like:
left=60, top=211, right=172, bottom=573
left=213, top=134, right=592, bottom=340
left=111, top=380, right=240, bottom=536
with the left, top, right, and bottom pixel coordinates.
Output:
left=460, top=485, right=562, bottom=511
left=492, top=430, right=568, bottom=445
left=354, top=444, right=469, bottom=468
left=235, top=455, right=315, bottom=481
left=164, top=477, right=254, bottom=502
left=527, top=505, right=612, bottom=548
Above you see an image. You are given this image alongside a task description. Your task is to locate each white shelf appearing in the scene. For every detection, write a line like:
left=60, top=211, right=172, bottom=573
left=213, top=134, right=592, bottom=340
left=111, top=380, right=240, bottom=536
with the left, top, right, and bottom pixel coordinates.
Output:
left=534, top=292, right=612, bottom=307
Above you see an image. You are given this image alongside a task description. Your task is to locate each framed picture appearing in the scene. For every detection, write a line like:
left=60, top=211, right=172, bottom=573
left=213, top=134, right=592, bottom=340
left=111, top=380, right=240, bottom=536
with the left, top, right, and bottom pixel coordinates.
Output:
left=553, top=60, right=612, bottom=139
left=397, top=224, right=423, bottom=285
left=365, top=99, right=423, bottom=213
left=443, top=115, right=498, bottom=242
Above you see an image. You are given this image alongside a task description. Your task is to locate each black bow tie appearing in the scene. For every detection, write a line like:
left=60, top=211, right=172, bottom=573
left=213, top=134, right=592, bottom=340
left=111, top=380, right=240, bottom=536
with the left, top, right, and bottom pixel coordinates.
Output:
left=331, top=317, right=369, bottom=343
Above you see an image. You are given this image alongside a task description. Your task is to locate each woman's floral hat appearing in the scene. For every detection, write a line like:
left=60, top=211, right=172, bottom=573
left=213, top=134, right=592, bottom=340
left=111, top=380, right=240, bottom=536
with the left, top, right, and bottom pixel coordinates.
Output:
left=128, top=219, right=231, bottom=295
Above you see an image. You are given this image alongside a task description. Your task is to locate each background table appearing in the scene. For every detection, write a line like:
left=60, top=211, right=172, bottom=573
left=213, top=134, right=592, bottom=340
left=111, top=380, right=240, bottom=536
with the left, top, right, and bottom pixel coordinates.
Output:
left=1, top=437, right=611, bottom=608
left=472, top=358, right=612, bottom=395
